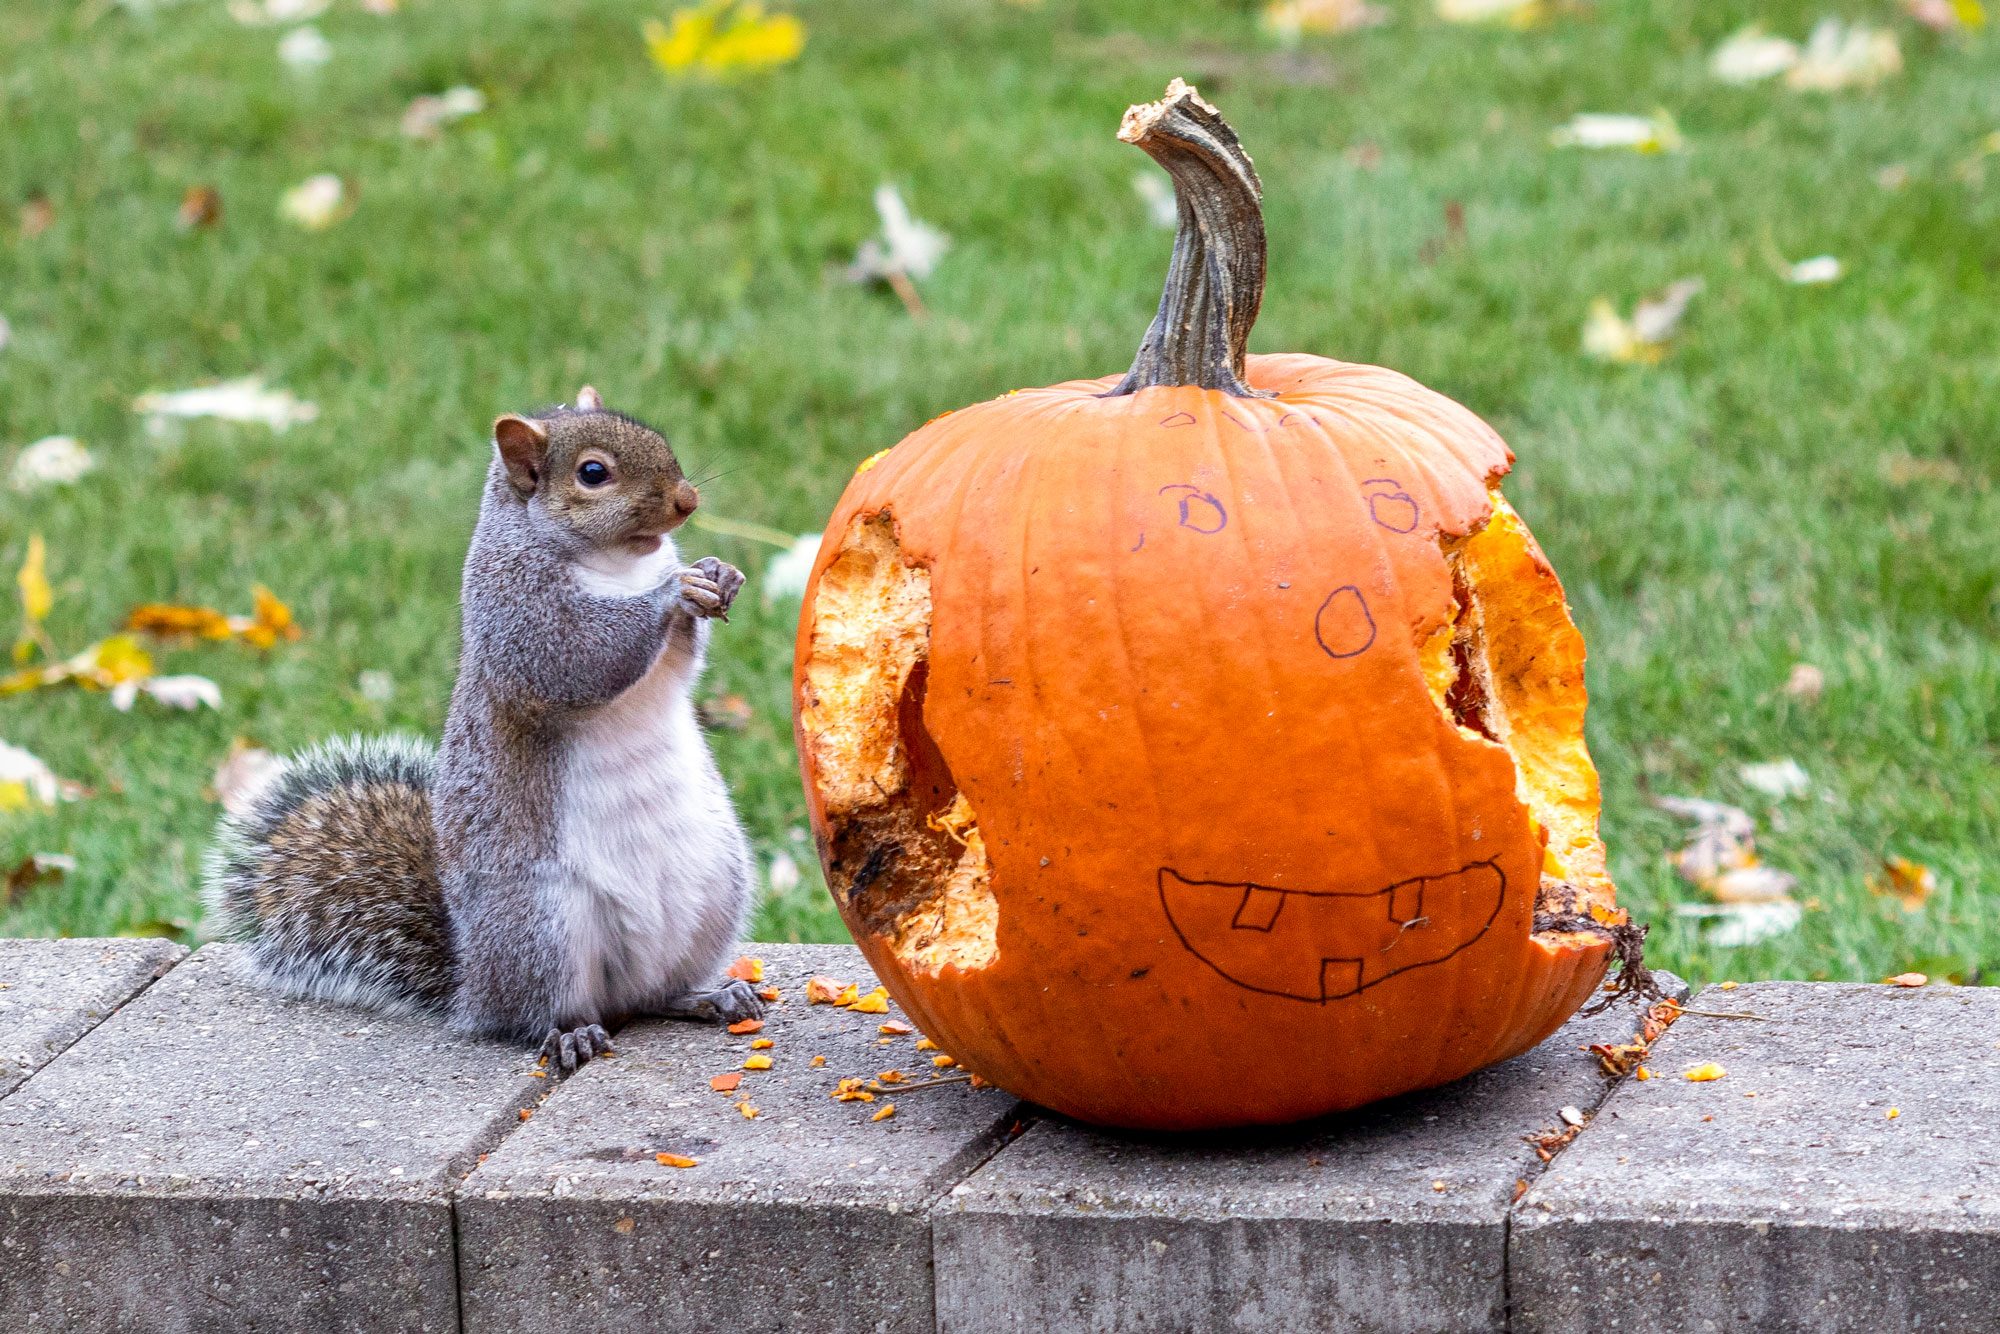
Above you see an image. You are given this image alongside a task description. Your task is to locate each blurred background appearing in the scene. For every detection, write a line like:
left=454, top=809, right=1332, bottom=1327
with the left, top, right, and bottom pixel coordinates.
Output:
left=1, top=0, right=1994, bottom=985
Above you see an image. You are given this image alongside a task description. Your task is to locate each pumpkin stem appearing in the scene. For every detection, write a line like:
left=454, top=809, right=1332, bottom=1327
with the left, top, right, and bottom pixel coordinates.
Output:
left=1109, top=79, right=1274, bottom=399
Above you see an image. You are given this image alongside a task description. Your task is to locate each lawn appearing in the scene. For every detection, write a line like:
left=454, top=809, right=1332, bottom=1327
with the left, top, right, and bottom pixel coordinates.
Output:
left=1, top=0, right=1995, bottom=985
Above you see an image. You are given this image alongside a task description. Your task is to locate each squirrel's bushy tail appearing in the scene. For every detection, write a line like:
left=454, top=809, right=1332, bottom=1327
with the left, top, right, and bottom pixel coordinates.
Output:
left=203, top=734, right=454, bottom=1015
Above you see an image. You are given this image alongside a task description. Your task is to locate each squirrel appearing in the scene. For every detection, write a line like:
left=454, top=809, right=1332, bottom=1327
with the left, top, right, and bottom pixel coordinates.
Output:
left=203, top=386, right=762, bottom=1072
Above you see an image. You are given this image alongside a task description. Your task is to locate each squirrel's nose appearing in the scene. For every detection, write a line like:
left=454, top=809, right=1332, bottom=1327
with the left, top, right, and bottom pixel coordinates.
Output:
left=671, top=481, right=699, bottom=516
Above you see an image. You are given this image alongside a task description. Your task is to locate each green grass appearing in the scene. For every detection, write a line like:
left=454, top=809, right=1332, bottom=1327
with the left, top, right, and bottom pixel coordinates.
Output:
left=1, top=0, right=1995, bottom=985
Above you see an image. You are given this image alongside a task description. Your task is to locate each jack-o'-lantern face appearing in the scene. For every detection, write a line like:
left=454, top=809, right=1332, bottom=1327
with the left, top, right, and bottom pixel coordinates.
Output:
left=793, top=82, right=1621, bottom=1130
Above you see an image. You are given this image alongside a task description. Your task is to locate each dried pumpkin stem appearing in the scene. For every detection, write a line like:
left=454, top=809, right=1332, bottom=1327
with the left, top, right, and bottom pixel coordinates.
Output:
left=1109, top=79, right=1274, bottom=400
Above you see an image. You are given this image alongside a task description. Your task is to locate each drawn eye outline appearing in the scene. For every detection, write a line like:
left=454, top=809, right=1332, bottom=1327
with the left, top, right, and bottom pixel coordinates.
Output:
left=1158, top=484, right=1228, bottom=534
left=1360, top=477, right=1419, bottom=534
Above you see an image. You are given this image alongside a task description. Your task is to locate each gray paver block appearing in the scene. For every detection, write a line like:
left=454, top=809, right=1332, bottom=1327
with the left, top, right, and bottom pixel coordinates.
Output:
left=0, top=943, right=548, bottom=1332
left=1513, top=981, right=2000, bottom=1333
left=0, top=937, right=184, bottom=1098
left=458, top=942, right=1022, bottom=1334
left=932, top=976, right=1688, bottom=1334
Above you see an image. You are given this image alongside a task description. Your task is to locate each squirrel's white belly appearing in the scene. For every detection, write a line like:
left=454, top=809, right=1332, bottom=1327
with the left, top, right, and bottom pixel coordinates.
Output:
left=556, top=642, right=752, bottom=1019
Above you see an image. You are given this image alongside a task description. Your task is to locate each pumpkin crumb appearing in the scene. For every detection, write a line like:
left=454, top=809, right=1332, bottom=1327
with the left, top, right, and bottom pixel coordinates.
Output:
left=655, top=1153, right=698, bottom=1169
left=872, top=1103, right=896, bottom=1122
left=750, top=1038, right=774, bottom=1050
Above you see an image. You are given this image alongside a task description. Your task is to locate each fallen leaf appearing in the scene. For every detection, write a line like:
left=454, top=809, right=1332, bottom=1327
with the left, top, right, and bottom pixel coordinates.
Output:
left=236, top=585, right=302, bottom=648
left=1903, top=0, right=1986, bottom=31
left=278, top=174, right=351, bottom=231
left=0, top=741, right=67, bottom=810
left=1785, top=255, right=1842, bottom=285
left=643, top=1, right=806, bottom=78
left=1674, top=900, right=1802, bottom=947
left=1706, top=865, right=1798, bottom=903
left=1786, top=20, right=1901, bottom=91
left=847, top=987, right=890, bottom=1014
left=9, top=437, right=93, bottom=497
left=1550, top=111, right=1682, bottom=153
left=709, top=1072, right=742, bottom=1092
left=879, top=1020, right=913, bottom=1036
left=1654, top=795, right=1756, bottom=838
left=228, top=0, right=329, bottom=22
left=726, top=955, right=764, bottom=982
left=2, top=852, right=73, bottom=907
left=15, top=535, right=52, bottom=658
left=727, top=1017, right=763, bottom=1035
left=126, top=604, right=233, bottom=640
left=357, top=669, right=395, bottom=703
left=400, top=86, right=486, bottom=140
left=1868, top=857, right=1936, bottom=911
left=1710, top=26, right=1799, bottom=84
left=871, top=1103, right=895, bottom=1121
left=697, top=693, right=753, bottom=731
left=846, top=184, right=949, bottom=317
left=1783, top=663, right=1825, bottom=703
left=1261, top=0, right=1389, bottom=43
left=742, top=1054, right=772, bottom=1070
left=213, top=742, right=282, bottom=817
left=20, top=195, right=54, bottom=240
left=135, top=377, right=319, bottom=432
left=654, top=1152, right=698, bottom=1168
left=1437, top=0, right=1541, bottom=24
left=278, top=25, right=331, bottom=70
left=1739, top=758, right=1810, bottom=799
left=1885, top=972, right=1928, bottom=987
left=1683, top=1063, right=1728, bottom=1082
left=112, top=674, right=222, bottom=713
left=0, top=313, right=10, bottom=353
left=1582, top=278, right=1701, bottom=364
left=765, top=849, right=800, bottom=894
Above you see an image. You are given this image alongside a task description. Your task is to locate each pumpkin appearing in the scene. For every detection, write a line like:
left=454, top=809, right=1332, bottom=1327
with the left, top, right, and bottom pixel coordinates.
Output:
left=793, top=80, right=1626, bottom=1130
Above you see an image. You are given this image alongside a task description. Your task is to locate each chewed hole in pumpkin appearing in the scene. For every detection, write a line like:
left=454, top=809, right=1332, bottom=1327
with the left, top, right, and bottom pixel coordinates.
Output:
left=1421, top=493, right=1617, bottom=942
left=800, top=511, right=997, bottom=975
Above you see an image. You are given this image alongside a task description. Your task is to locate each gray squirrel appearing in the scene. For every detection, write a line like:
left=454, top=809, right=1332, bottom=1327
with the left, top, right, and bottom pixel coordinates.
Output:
left=204, top=386, right=761, bottom=1072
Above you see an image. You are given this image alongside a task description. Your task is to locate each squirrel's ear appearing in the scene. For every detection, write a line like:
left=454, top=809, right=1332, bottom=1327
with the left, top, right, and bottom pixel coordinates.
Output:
left=576, top=385, right=604, bottom=412
left=493, top=414, right=548, bottom=495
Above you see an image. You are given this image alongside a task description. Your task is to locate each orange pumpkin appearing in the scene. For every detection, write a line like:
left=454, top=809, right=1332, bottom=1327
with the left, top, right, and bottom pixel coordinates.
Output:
left=793, top=80, right=1626, bottom=1130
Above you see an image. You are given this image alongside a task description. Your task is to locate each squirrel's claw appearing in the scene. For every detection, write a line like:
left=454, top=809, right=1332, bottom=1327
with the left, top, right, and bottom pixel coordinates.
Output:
left=538, top=1022, right=614, bottom=1077
left=684, top=557, right=745, bottom=621
left=654, top=978, right=764, bottom=1026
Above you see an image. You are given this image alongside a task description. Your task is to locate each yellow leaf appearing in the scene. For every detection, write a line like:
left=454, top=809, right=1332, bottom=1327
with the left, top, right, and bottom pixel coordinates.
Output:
left=127, top=603, right=233, bottom=640
left=14, top=536, right=52, bottom=662
left=1867, top=857, right=1935, bottom=911
left=239, top=584, right=302, bottom=650
left=644, top=1, right=804, bottom=78
left=79, top=635, right=155, bottom=688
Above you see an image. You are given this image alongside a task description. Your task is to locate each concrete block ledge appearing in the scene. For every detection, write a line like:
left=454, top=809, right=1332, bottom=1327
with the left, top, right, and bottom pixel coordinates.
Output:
left=0, top=941, right=1989, bottom=1333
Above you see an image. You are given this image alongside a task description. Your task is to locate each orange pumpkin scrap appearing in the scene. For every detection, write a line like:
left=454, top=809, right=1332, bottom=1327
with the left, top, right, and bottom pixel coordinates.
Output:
left=793, top=80, right=1626, bottom=1130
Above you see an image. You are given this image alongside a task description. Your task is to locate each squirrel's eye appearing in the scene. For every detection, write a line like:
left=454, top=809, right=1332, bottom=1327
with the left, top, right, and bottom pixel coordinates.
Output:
left=577, top=460, right=611, bottom=487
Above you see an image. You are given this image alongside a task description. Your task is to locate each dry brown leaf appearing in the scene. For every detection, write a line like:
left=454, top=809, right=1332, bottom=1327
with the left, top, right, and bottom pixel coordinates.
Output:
left=177, top=185, right=223, bottom=231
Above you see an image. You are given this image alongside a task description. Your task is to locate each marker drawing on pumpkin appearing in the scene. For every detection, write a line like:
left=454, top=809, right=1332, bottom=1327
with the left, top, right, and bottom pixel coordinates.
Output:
left=1158, top=484, right=1227, bottom=533
left=1157, top=860, right=1507, bottom=1002
left=1361, top=478, right=1420, bottom=534
left=1159, top=411, right=1197, bottom=428
left=1314, top=585, right=1376, bottom=658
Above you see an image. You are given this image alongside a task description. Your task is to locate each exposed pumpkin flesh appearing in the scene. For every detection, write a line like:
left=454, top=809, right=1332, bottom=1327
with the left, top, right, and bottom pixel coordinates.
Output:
left=799, top=511, right=998, bottom=974
left=1420, top=492, right=1616, bottom=936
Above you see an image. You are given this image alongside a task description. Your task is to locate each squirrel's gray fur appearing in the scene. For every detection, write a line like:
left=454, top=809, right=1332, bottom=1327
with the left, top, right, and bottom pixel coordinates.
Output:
left=204, top=388, right=761, bottom=1071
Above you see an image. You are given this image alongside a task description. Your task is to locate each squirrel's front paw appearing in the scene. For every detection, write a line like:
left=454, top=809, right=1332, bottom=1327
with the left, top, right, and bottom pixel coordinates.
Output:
left=538, top=1022, right=614, bottom=1077
left=656, top=978, right=764, bottom=1025
left=679, top=558, right=745, bottom=621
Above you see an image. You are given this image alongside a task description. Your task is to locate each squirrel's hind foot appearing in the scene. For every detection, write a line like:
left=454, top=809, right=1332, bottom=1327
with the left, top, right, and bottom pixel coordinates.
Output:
left=538, top=1022, right=614, bottom=1077
left=653, top=978, right=764, bottom=1025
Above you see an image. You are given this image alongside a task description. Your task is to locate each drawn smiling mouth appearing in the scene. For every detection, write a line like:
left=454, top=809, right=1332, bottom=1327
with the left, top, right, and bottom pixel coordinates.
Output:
left=1158, top=859, right=1507, bottom=1002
